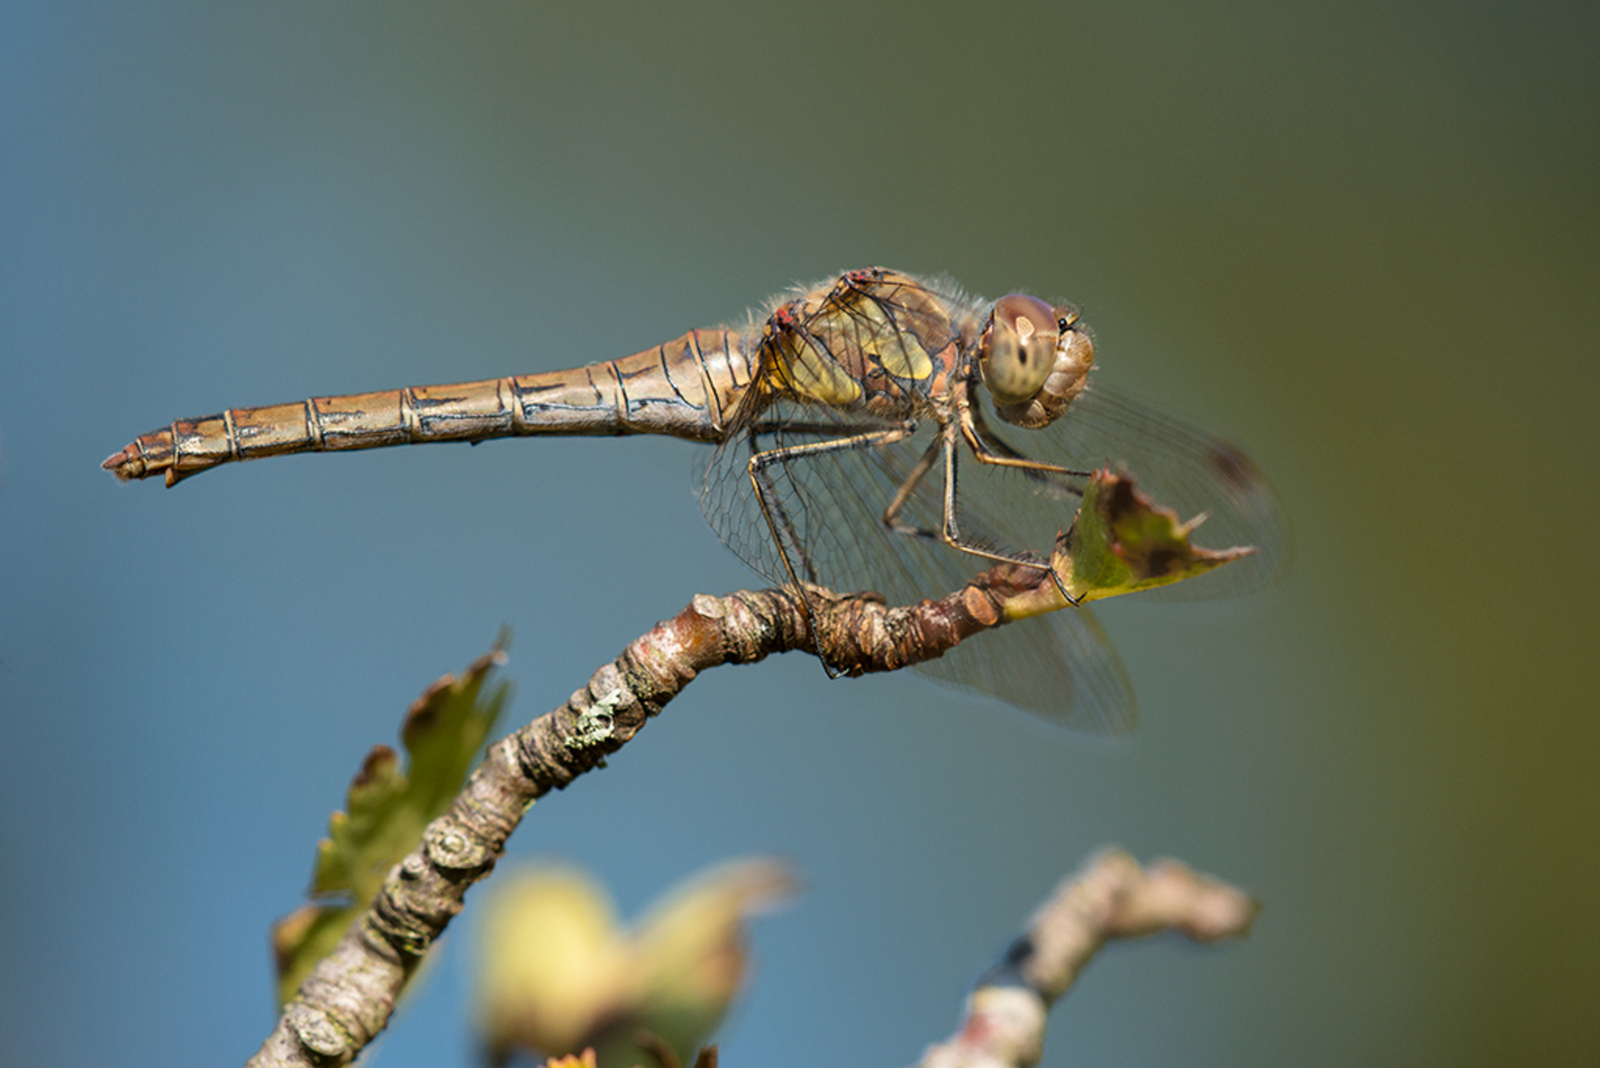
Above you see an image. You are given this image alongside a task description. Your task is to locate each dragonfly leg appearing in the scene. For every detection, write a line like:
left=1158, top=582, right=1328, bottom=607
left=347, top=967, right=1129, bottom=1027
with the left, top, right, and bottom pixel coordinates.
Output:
left=745, top=421, right=918, bottom=676
left=879, top=435, right=945, bottom=540
left=939, top=420, right=1086, bottom=607
left=957, top=403, right=1091, bottom=483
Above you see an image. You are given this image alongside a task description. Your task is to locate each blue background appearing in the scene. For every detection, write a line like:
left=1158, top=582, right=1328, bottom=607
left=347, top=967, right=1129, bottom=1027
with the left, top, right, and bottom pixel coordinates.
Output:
left=2, top=2, right=1595, bottom=1065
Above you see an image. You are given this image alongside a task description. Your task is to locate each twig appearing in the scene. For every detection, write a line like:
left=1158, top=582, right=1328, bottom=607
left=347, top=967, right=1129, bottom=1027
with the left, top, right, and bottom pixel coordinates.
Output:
left=917, top=848, right=1261, bottom=1068
left=247, top=565, right=1058, bottom=1068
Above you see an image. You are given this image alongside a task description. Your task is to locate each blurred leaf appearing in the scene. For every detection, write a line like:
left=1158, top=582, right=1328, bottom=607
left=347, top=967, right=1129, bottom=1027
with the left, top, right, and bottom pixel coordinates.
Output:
left=626, top=861, right=795, bottom=1065
left=478, top=866, right=630, bottom=1062
left=271, top=636, right=511, bottom=1007
left=479, top=859, right=796, bottom=1068
left=541, top=1051, right=597, bottom=1068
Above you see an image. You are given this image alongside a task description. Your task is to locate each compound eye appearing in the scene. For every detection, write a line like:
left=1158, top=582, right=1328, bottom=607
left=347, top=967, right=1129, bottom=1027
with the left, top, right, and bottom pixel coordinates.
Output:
left=981, top=294, right=1058, bottom=405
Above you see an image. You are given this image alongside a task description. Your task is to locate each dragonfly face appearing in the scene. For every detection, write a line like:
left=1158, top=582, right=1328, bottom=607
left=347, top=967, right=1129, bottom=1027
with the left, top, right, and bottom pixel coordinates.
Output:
left=980, top=296, right=1096, bottom=431
left=977, top=294, right=1061, bottom=405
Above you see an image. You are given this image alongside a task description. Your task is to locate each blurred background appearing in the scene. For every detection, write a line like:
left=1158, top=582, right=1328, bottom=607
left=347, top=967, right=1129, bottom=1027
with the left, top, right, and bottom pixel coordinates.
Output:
left=2, top=2, right=1595, bottom=1065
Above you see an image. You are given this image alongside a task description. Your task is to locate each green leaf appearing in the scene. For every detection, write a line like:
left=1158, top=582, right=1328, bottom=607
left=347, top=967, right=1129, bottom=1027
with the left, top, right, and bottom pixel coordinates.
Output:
left=1064, top=469, right=1254, bottom=603
left=271, top=635, right=512, bottom=1006
left=1000, top=470, right=1254, bottom=619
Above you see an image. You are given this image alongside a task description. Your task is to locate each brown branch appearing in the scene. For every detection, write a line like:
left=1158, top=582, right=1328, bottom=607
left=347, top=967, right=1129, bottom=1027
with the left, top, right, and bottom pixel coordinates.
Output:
left=247, top=565, right=1056, bottom=1068
left=916, top=848, right=1261, bottom=1068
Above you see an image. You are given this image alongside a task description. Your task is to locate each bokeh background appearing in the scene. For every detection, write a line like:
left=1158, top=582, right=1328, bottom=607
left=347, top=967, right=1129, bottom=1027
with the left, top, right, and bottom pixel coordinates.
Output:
left=2, top=2, right=1595, bottom=1065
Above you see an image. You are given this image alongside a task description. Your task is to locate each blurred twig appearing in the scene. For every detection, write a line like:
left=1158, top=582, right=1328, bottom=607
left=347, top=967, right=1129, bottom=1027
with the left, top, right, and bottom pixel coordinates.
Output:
left=917, top=849, right=1260, bottom=1068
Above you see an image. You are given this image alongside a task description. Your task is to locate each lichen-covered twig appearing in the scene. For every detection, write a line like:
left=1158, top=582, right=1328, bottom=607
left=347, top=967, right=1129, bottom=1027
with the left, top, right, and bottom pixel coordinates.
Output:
left=246, top=463, right=1261, bottom=1068
left=917, top=848, right=1261, bottom=1068
left=247, top=564, right=1060, bottom=1068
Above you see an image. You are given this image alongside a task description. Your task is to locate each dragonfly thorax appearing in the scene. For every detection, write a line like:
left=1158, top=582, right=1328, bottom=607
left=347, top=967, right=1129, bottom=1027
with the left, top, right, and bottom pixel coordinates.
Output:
left=755, top=269, right=959, bottom=412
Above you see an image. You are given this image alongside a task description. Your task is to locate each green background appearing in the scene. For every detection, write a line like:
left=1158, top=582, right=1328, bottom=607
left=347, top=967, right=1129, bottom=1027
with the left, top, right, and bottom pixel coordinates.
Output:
left=2, top=2, right=1595, bottom=1065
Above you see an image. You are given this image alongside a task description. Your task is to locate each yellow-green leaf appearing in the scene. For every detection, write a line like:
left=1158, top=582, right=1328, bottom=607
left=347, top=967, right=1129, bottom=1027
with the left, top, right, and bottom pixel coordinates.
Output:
left=271, top=636, right=511, bottom=1006
left=1062, top=469, right=1254, bottom=603
left=998, top=469, right=1255, bottom=620
left=478, top=859, right=795, bottom=1068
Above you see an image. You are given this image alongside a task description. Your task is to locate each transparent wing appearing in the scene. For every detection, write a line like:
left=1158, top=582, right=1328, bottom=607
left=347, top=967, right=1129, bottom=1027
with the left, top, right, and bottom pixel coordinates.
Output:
left=698, top=396, right=962, bottom=608
left=696, top=395, right=1135, bottom=735
left=950, top=379, right=1288, bottom=602
left=914, top=607, right=1136, bottom=736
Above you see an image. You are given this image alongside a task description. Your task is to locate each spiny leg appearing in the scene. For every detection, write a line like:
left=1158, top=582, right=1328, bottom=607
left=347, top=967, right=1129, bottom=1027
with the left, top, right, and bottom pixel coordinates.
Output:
left=745, top=422, right=918, bottom=675
left=958, top=402, right=1092, bottom=484
left=879, top=435, right=945, bottom=540
left=942, top=416, right=1086, bottom=606
left=879, top=398, right=1082, bottom=541
left=874, top=418, right=1083, bottom=605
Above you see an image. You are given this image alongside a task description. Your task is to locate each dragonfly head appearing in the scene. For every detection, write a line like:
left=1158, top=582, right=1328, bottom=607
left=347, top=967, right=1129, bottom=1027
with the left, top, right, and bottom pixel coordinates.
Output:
left=979, top=295, right=1095, bottom=428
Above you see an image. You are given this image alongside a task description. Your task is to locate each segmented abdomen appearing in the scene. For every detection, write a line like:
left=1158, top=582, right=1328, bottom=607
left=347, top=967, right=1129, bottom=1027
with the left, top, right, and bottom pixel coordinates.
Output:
left=103, top=328, right=755, bottom=485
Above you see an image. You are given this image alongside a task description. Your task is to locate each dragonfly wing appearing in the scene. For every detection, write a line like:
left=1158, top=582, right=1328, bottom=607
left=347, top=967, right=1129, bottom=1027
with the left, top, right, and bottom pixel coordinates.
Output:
left=913, top=605, right=1136, bottom=736
left=698, top=397, right=958, bottom=607
left=1053, top=382, right=1287, bottom=599
left=959, top=380, right=1289, bottom=601
left=697, top=397, right=1135, bottom=732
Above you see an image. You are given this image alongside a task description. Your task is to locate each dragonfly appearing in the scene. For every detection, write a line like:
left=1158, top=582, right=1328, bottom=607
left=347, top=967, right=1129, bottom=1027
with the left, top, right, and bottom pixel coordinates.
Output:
left=105, top=268, right=1284, bottom=735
